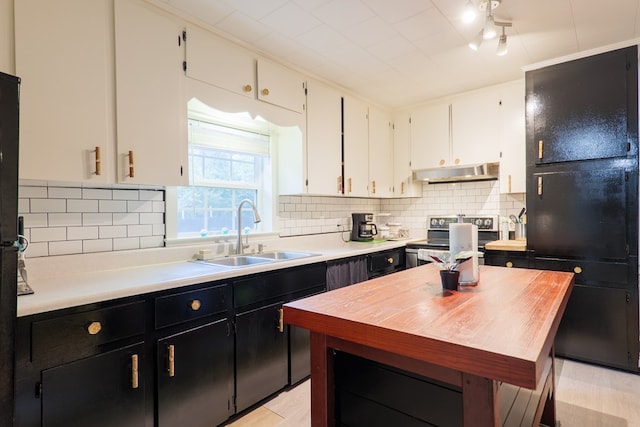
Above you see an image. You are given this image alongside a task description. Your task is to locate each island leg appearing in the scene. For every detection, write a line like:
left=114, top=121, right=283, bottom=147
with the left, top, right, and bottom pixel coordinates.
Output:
left=462, top=373, right=500, bottom=427
left=310, top=331, right=334, bottom=427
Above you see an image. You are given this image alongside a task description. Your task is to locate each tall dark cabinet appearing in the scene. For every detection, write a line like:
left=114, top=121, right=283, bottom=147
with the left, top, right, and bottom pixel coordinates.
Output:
left=526, top=46, right=639, bottom=372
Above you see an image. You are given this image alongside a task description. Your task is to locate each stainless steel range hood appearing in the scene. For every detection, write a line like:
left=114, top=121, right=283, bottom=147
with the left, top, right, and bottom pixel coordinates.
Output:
left=412, top=162, right=499, bottom=184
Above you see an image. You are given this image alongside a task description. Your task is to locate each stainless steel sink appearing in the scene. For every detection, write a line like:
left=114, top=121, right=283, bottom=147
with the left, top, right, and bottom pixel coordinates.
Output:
left=253, top=251, right=317, bottom=260
left=196, top=255, right=276, bottom=268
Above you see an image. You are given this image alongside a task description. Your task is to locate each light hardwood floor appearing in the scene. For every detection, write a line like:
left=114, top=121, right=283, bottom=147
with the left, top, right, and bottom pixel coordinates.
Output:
left=224, top=358, right=640, bottom=427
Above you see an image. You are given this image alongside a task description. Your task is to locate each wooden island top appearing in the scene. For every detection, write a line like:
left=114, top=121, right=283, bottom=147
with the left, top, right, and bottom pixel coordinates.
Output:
left=284, top=264, right=574, bottom=427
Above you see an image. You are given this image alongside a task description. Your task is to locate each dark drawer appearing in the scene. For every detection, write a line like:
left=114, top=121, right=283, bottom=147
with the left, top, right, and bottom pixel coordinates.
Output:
left=234, top=263, right=326, bottom=309
left=533, top=257, right=630, bottom=288
left=484, top=251, right=530, bottom=268
left=155, top=284, right=228, bottom=329
left=32, top=301, right=145, bottom=365
left=368, top=249, right=404, bottom=278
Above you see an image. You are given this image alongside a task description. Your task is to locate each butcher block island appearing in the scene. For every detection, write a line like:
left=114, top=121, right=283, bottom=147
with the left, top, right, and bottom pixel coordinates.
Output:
left=284, top=264, right=574, bottom=427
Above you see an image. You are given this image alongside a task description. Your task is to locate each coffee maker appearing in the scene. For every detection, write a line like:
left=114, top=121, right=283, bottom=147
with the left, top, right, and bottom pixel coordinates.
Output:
left=351, top=213, right=378, bottom=241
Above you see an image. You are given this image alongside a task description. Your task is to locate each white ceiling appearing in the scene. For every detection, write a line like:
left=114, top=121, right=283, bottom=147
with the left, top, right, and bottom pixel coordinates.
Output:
left=160, top=0, right=640, bottom=108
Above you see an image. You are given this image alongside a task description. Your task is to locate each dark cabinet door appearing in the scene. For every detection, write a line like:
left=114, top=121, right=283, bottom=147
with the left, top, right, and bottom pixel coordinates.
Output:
left=157, top=319, right=233, bottom=427
left=41, top=342, right=145, bottom=427
left=526, top=46, right=637, bottom=165
left=554, top=284, right=636, bottom=370
left=235, top=301, right=288, bottom=413
left=527, top=167, right=629, bottom=258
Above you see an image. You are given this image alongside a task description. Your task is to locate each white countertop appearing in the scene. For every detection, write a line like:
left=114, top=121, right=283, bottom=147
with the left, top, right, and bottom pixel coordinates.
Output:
left=17, top=234, right=414, bottom=317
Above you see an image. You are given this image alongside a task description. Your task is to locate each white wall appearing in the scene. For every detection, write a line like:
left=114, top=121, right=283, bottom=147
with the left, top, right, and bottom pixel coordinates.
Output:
left=0, top=0, right=14, bottom=74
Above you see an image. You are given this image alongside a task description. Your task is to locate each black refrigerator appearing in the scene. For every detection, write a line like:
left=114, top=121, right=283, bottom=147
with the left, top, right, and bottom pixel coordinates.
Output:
left=525, top=46, right=639, bottom=372
left=0, top=71, right=20, bottom=425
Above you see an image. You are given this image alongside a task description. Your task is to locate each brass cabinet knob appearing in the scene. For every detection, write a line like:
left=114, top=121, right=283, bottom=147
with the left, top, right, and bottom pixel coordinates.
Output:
left=189, top=299, right=201, bottom=311
left=439, top=159, right=445, bottom=166
left=454, top=158, right=460, bottom=165
left=243, top=84, right=252, bottom=92
left=387, top=257, right=394, bottom=264
left=87, top=321, right=102, bottom=335
left=261, top=88, right=270, bottom=96
left=505, top=261, right=513, bottom=268
left=573, top=266, right=582, bottom=274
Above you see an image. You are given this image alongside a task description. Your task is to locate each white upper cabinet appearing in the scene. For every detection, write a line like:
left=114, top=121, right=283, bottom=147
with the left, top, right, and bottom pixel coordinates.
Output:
left=306, top=79, right=342, bottom=195
left=451, top=88, right=501, bottom=165
left=114, top=0, right=187, bottom=186
left=15, top=0, right=114, bottom=183
left=343, top=96, right=369, bottom=197
left=185, top=24, right=255, bottom=99
left=498, top=80, right=526, bottom=193
left=368, top=106, right=394, bottom=198
left=256, top=58, right=306, bottom=114
left=410, top=101, right=450, bottom=170
left=393, top=112, right=421, bottom=198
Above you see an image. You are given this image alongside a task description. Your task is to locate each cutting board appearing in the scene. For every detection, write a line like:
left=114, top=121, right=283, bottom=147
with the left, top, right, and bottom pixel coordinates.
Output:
left=484, top=240, right=527, bottom=251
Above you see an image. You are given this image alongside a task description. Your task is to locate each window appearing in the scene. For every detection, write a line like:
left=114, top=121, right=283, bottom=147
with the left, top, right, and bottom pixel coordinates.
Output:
left=170, top=100, right=274, bottom=239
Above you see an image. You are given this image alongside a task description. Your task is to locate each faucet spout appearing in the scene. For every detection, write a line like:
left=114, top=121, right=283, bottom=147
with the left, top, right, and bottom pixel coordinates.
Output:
left=236, top=199, right=261, bottom=254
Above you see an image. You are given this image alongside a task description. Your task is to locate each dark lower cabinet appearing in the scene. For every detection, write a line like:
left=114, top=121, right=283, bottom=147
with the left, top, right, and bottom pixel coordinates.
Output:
left=41, top=342, right=145, bottom=427
left=235, top=301, right=288, bottom=413
left=157, top=319, right=233, bottom=427
left=554, top=284, right=637, bottom=369
left=483, top=250, right=530, bottom=268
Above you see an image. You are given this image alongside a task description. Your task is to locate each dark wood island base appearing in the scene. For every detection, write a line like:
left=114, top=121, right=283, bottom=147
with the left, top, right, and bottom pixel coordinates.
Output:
left=284, top=265, right=574, bottom=427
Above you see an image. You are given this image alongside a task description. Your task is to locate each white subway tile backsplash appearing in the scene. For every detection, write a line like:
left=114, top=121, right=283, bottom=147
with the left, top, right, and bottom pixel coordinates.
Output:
left=19, top=184, right=165, bottom=258
left=99, top=200, right=128, bottom=213
left=49, top=240, right=83, bottom=256
left=83, top=239, right=114, bottom=253
left=48, top=187, right=82, bottom=199
left=19, top=186, right=47, bottom=198
left=48, top=213, right=82, bottom=227
left=113, top=237, right=140, bottom=251
left=128, top=200, right=153, bottom=213
left=67, top=226, right=99, bottom=240
left=99, top=225, right=128, bottom=239
left=83, top=213, right=113, bottom=226
left=31, top=199, right=66, bottom=213
left=67, top=199, right=99, bottom=213
left=83, top=188, right=113, bottom=200
left=31, top=227, right=67, bottom=242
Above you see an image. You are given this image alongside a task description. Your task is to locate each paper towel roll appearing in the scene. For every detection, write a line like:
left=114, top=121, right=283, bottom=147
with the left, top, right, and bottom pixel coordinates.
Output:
left=449, top=223, right=479, bottom=285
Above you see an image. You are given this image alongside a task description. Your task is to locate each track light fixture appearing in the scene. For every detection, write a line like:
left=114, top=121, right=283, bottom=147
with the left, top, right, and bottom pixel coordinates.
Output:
left=462, top=0, right=513, bottom=56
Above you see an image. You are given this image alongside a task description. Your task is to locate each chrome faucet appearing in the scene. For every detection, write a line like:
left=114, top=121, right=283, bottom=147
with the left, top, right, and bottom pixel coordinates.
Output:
left=236, top=199, right=262, bottom=254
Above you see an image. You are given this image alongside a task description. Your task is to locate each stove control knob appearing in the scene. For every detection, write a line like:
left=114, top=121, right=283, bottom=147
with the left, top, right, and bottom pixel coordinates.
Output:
left=474, top=219, right=483, bottom=227
left=431, top=218, right=439, bottom=227
left=438, top=219, right=445, bottom=226
left=484, top=219, right=493, bottom=229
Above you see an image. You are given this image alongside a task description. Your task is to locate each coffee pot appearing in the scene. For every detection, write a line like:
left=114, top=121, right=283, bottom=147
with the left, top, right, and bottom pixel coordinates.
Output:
left=351, top=213, right=377, bottom=241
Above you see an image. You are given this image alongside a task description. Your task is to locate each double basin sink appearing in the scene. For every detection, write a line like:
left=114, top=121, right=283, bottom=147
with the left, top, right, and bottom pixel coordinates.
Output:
left=195, top=251, right=318, bottom=269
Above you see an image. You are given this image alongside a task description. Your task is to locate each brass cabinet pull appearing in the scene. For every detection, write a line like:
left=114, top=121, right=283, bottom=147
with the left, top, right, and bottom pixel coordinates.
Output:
left=348, top=178, right=352, bottom=193
left=261, top=88, right=270, bottom=96
left=95, top=146, right=101, bottom=176
left=278, top=308, right=284, bottom=333
left=508, top=174, right=512, bottom=193
left=372, top=180, right=376, bottom=194
left=189, top=299, right=201, bottom=311
left=128, top=150, right=135, bottom=178
left=537, top=176, right=543, bottom=196
left=506, top=261, right=513, bottom=268
left=87, top=321, right=102, bottom=335
left=401, top=182, right=405, bottom=195
left=167, top=344, right=175, bottom=377
left=131, top=354, right=139, bottom=389
left=573, top=266, right=582, bottom=274
left=538, top=140, right=544, bottom=160
left=243, top=84, right=252, bottom=93
left=337, top=176, right=343, bottom=193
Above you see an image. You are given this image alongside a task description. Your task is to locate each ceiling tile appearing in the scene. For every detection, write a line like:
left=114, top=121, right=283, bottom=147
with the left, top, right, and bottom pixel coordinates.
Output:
left=363, top=0, right=434, bottom=24
left=220, top=0, right=289, bottom=20
left=394, top=7, right=455, bottom=41
left=312, top=0, right=375, bottom=31
left=215, top=12, right=273, bottom=43
left=261, top=2, right=323, bottom=38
